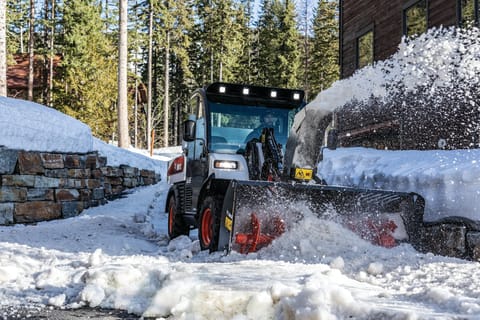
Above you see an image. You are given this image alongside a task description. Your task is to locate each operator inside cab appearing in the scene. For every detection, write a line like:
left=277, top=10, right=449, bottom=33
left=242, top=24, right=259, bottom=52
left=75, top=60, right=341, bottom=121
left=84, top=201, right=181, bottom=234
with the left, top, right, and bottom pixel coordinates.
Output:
left=244, top=111, right=278, bottom=143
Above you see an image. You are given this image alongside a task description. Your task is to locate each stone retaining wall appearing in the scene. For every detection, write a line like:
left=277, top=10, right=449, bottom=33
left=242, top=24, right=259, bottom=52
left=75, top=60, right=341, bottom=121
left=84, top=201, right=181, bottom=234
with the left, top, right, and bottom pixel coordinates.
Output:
left=0, top=148, right=160, bottom=225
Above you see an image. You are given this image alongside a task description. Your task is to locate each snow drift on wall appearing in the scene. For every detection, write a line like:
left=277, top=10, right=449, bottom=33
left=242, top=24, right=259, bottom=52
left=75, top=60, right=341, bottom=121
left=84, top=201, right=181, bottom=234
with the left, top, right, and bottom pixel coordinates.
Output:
left=0, top=97, right=94, bottom=153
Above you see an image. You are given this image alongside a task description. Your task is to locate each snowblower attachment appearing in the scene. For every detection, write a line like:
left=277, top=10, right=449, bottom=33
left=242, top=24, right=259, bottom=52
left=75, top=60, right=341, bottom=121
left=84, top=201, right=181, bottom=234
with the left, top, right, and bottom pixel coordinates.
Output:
left=217, top=180, right=425, bottom=254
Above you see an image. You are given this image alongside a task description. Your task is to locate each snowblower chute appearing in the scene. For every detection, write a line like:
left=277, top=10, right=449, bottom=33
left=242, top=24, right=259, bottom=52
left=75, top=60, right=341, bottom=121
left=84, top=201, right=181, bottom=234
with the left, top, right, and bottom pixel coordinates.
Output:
left=217, top=180, right=425, bottom=253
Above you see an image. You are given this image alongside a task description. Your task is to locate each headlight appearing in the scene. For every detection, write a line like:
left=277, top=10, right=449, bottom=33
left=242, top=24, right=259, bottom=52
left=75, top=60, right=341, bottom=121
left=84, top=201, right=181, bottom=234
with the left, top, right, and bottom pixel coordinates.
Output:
left=214, top=160, right=238, bottom=169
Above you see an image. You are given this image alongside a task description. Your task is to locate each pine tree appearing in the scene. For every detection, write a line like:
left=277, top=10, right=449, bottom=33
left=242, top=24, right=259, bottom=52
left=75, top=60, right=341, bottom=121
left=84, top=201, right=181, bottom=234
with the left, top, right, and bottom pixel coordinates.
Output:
left=309, top=0, right=339, bottom=97
left=6, top=0, right=29, bottom=55
left=256, top=0, right=300, bottom=88
left=27, top=0, right=34, bottom=100
left=167, top=0, right=194, bottom=145
left=275, top=0, right=300, bottom=88
left=234, top=0, right=255, bottom=83
left=190, top=0, right=245, bottom=85
left=297, top=0, right=311, bottom=99
left=58, top=0, right=118, bottom=141
left=256, top=0, right=276, bottom=86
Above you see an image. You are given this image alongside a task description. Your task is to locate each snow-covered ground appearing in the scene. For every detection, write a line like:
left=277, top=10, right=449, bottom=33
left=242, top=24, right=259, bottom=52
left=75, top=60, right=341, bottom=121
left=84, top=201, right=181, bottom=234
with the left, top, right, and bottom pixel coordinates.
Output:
left=2, top=26, right=480, bottom=319
left=1, top=97, right=480, bottom=320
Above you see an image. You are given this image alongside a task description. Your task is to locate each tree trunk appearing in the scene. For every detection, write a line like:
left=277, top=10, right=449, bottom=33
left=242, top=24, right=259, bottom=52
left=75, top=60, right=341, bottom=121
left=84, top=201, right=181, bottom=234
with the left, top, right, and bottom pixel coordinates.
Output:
left=48, top=0, right=55, bottom=106
left=28, top=0, right=35, bottom=101
left=164, top=29, right=170, bottom=147
left=147, top=4, right=153, bottom=152
left=42, top=0, right=49, bottom=105
left=174, top=101, right=179, bottom=145
left=0, top=0, right=7, bottom=96
left=134, top=68, right=138, bottom=148
left=303, top=0, right=309, bottom=101
left=117, top=0, right=130, bottom=148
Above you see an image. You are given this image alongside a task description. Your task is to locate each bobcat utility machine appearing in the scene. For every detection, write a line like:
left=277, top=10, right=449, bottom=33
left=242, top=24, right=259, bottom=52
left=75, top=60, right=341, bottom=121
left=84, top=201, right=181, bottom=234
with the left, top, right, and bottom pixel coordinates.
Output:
left=166, top=82, right=425, bottom=254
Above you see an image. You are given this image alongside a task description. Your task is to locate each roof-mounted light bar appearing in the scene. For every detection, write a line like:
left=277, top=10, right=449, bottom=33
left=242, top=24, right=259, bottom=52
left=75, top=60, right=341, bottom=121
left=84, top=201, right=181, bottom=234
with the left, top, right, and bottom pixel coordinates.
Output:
left=206, top=82, right=306, bottom=109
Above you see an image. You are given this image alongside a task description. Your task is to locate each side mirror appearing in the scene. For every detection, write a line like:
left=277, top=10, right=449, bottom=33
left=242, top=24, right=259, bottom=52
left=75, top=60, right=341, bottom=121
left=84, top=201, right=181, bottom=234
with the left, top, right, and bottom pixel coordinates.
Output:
left=183, top=120, right=196, bottom=142
left=326, top=128, right=338, bottom=150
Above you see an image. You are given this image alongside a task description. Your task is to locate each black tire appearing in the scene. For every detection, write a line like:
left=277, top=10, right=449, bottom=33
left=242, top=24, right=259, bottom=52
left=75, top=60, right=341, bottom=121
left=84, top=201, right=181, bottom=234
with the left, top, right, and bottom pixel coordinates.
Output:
left=167, top=194, right=189, bottom=239
left=198, top=196, right=222, bottom=252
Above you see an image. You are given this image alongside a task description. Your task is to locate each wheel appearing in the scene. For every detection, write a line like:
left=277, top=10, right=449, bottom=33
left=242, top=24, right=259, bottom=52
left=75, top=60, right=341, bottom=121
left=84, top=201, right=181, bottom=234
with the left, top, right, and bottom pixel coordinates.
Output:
left=167, top=194, right=189, bottom=239
left=198, top=196, right=222, bottom=252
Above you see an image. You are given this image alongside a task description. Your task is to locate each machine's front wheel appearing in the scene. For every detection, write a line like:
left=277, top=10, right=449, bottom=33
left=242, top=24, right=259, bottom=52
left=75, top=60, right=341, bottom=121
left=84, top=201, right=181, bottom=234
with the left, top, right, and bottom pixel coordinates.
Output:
left=167, top=194, right=189, bottom=239
left=199, top=196, right=222, bottom=252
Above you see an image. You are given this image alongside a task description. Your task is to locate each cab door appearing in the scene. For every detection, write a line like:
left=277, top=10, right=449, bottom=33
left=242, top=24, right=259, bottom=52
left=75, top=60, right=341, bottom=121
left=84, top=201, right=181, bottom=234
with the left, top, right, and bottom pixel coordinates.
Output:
left=184, top=92, right=209, bottom=213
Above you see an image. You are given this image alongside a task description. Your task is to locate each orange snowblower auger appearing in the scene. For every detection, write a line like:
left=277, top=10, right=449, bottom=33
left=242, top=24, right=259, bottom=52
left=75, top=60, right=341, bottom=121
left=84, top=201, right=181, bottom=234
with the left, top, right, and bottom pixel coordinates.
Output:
left=216, top=180, right=425, bottom=254
left=346, top=218, right=399, bottom=248
left=365, top=219, right=398, bottom=248
left=235, top=213, right=285, bottom=253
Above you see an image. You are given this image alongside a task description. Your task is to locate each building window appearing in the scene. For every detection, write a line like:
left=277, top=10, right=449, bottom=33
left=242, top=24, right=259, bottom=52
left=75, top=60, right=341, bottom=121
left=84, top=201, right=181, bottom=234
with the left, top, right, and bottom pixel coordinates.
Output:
left=356, top=30, right=374, bottom=69
left=459, top=0, right=479, bottom=26
left=403, top=0, right=428, bottom=37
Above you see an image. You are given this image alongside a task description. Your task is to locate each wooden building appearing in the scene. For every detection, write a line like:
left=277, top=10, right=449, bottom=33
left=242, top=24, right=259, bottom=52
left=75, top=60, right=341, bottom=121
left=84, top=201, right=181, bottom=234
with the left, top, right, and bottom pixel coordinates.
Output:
left=340, top=0, right=480, bottom=78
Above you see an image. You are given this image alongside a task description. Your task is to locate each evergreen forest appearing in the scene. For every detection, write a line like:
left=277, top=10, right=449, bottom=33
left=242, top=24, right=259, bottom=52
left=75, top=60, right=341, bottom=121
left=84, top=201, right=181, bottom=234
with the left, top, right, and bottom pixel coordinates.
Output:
left=5, top=0, right=339, bottom=148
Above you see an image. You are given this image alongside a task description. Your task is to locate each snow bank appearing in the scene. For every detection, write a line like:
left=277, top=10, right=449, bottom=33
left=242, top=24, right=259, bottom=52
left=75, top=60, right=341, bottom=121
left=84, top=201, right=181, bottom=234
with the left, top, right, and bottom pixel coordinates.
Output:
left=0, top=96, right=167, bottom=174
left=0, top=97, right=94, bottom=153
left=318, top=148, right=480, bottom=222
left=93, top=138, right=167, bottom=174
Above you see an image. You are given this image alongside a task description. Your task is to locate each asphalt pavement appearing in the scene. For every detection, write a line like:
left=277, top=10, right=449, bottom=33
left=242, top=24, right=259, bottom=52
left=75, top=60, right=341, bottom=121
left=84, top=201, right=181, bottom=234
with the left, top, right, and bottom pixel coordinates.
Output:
left=1, top=306, right=142, bottom=320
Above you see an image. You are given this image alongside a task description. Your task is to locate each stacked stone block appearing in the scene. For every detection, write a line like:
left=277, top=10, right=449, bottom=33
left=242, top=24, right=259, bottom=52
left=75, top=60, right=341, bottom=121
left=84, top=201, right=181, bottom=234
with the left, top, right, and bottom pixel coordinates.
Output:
left=0, top=148, right=160, bottom=225
left=422, top=223, right=480, bottom=261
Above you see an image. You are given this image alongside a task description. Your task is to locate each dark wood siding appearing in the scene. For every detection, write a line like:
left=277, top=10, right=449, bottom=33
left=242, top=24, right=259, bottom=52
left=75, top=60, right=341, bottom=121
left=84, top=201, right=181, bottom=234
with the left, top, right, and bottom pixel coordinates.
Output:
left=342, top=0, right=377, bottom=77
left=341, top=0, right=458, bottom=78
left=429, top=0, right=458, bottom=27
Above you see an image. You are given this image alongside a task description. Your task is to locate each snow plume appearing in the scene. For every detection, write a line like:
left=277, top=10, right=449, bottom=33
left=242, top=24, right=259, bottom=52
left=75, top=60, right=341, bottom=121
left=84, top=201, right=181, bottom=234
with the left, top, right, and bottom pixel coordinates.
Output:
left=290, top=26, right=480, bottom=167
left=308, top=26, right=480, bottom=112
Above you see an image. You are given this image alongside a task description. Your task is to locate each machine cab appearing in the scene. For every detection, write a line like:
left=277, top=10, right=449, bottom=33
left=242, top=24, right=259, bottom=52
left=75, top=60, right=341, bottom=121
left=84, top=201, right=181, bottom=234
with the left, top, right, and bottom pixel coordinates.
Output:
left=170, top=82, right=306, bottom=214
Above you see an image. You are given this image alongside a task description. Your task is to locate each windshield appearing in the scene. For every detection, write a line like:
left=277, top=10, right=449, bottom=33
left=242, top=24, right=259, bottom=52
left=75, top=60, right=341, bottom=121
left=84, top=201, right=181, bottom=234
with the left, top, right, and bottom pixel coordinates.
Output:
left=208, top=102, right=295, bottom=154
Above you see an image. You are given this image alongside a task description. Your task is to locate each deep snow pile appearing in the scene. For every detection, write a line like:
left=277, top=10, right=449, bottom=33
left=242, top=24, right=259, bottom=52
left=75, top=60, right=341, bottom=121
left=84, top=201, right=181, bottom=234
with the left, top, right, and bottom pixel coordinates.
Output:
left=0, top=95, right=166, bottom=174
left=0, top=97, right=93, bottom=153
left=318, top=147, right=480, bottom=222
